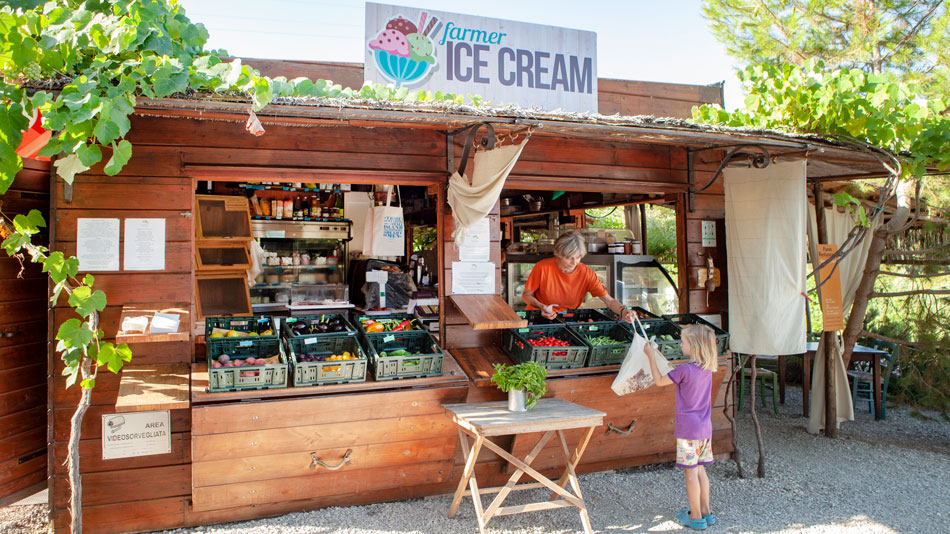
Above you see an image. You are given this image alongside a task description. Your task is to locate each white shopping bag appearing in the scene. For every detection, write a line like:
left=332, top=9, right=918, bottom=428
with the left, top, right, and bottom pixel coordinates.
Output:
left=611, top=316, right=673, bottom=395
left=363, top=187, right=405, bottom=257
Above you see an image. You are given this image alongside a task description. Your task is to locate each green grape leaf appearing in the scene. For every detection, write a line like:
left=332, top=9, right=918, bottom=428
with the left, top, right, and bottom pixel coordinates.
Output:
left=68, top=286, right=107, bottom=317
left=76, top=142, right=102, bottom=167
left=103, top=139, right=132, bottom=175
left=57, top=318, right=95, bottom=348
left=53, top=153, right=90, bottom=183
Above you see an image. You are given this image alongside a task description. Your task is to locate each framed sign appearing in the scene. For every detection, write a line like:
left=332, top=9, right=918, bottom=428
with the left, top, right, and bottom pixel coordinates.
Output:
left=365, top=2, right=597, bottom=113
left=102, top=410, right=171, bottom=460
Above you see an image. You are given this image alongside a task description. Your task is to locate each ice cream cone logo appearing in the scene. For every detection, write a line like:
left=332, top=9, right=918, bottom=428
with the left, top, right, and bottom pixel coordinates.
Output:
left=368, top=12, right=440, bottom=87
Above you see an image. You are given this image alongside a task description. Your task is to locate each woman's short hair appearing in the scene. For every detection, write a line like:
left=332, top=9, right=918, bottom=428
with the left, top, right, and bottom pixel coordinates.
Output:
left=554, top=231, right=587, bottom=258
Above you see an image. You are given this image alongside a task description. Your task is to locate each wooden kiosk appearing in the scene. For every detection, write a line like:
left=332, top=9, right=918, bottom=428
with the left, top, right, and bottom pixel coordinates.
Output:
left=0, top=62, right=895, bottom=534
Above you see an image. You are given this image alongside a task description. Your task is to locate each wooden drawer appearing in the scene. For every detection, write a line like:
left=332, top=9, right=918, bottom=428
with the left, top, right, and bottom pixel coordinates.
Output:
left=191, top=385, right=466, bottom=511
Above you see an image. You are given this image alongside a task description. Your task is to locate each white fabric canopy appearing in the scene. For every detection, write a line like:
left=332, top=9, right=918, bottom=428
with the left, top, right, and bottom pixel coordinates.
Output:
left=725, top=160, right=808, bottom=355
left=806, top=206, right=879, bottom=434
left=447, top=139, right=528, bottom=246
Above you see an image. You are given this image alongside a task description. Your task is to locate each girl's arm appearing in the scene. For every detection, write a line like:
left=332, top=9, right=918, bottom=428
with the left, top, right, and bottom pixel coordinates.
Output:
left=645, top=342, right=673, bottom=387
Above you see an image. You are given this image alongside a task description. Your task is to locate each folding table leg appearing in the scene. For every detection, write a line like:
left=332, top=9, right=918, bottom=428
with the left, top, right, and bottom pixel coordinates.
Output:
left=556, top=429, right=593, bottom=534
left=550, top=425, right=595, bottom=500
left=448, top=429, right=484, bottom=520
left=482, top=430, right=555, bottom=523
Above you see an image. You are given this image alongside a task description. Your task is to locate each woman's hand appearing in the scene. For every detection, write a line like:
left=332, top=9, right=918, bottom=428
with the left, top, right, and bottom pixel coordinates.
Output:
left=540, top=304, right=557, bottom=320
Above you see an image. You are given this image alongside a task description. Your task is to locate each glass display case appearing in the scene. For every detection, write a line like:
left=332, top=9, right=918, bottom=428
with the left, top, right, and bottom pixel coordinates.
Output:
left=505, top=254, right=676, bottom=312
left=250, top=220, right=352, bottom=311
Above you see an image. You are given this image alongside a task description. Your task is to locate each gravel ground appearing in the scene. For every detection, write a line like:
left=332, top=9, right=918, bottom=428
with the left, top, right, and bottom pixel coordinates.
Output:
left=3, top=386, right=948, bottom=534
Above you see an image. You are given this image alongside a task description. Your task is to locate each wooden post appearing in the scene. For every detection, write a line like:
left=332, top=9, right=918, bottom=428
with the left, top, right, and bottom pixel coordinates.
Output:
left=812, top=182, right=836, bottom=438
left=639, top=204, right=648, bottom=255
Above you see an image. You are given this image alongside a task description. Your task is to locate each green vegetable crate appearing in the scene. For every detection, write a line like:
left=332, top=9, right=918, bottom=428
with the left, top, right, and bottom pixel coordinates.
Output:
left=558, top=308, right=616, bottom=327
left=633, top=319, right=684, bottom=360
left=205, top=315, right=278, bottom=345
left=284, top=333, right=367, bottom=386
left=663, top=314, right=730, bottom=355
left=363, top=330, right=444, bottom=380
left=354, top=313, right=424, bottom=337
left=283, top=314, right=356, bottom=340
left=514, top=309, right=561, bottom=326
left=502, top=326, right=588, bottom=370
left=570, top=323, right=634, bottom=367
left=206, top=338, right=288, bottom=393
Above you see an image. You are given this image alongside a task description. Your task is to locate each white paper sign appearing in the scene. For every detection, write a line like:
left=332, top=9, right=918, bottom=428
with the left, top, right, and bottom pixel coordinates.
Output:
left=365, top=2, right=597, bottom=113
left=101, top=410, right=171, bottom=460
left=451, top=261, right=495, bottom=294
left=458, top=217, right=491, bottom=262
left=124, top=218, right=165, bottom=271
left=77, top=218, right=119, bottom=271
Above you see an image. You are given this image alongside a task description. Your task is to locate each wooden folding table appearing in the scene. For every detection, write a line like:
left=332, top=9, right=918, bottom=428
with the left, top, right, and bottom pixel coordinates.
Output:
left=443, top=398, right=605, bottom=534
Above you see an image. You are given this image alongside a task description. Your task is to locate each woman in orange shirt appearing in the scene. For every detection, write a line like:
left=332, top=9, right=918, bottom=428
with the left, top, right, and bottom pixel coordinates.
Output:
left=522, top=231, right=635, bottom=321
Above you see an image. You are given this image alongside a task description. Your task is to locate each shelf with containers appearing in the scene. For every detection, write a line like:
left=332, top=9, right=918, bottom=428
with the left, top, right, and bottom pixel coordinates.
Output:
left=250, top=219, right=352, bottom=310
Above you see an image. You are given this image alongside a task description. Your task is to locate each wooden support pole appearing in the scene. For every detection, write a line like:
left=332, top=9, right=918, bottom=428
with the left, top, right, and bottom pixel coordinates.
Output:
left=639, top=203, right=648, bottom=255
left=812, top=182, right=836, bottom=438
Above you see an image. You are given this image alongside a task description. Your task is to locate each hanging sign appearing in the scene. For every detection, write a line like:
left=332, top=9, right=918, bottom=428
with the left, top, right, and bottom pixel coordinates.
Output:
left=816, top=244, right=844, bottom=331
left=365, top=2, right=598, bottom=113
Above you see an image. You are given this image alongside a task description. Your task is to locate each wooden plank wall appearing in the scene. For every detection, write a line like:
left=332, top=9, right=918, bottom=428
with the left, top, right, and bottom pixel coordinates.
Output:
left=240, top=59, right=723, bottom=119
left=49, top=146, right=194, bottom=533
left=0, top=158, right=50, bottom=505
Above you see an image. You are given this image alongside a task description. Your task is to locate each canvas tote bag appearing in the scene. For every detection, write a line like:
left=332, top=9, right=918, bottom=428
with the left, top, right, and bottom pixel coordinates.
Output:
left=611, top=315, right=673, bottom=395
left=362, top=186, right=405, bottom=257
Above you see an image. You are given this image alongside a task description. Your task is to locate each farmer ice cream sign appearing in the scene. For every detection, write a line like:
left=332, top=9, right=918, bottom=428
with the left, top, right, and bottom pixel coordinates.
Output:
left=365, top=2, right=598, bottom=113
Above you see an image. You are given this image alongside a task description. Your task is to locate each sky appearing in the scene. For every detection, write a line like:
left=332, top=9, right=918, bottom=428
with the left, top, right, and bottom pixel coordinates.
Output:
left=178, top=0, right=745, bottom=110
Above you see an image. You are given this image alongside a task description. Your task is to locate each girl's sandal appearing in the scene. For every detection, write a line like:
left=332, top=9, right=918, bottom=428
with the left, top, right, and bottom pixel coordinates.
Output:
left=675, top=508, right=707, bottom=530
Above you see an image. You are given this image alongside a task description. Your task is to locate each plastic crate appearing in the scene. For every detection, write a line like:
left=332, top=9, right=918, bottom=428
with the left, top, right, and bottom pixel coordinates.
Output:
left=205, top=315, right=278, bottom=343
left=207, top=338, right=288, bottom=392
left=663, top=314, right=730, bottom=355
left=558, top=308, right=617, bottom=327
left=354, top=313, right=425, bottom=337
left=363, top=330, right=444, bottom=381
left=570, top=323, right=634, bottom=367
left=283, top=314, right=356, bottom=340
left=502, top=326, right=588, bottom=370
left=632, top=319, right=683, bottom=360
left=514, top=309, right=561, bottom=326
left=285, top=333, right=367, bottom=386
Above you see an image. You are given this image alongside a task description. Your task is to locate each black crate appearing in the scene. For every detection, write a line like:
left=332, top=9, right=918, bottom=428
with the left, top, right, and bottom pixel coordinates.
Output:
left=285, top=333, right=367, bottom=386
left=558, top=308, right=618, bottom=327
left=206, top=338, right=288, bottom=392
left=514, top=309, right=561, bottom=326
left=283, top=314, right=357, bottom=340
left=502, top=326, right=588, bottom=370
left=570, top=323, right=634, bottom=367
left=663, top=314, right=730, bottom=355
left=363, top=330, right=444, bottom=380
left=631, top=319, right=683, bottom=360
left=205, top=315, right=278, bottom=343
left=354, top=313, right=425, bottom=337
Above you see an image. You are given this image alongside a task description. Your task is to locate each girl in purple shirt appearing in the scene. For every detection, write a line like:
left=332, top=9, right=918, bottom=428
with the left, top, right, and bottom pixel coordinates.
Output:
left=645, top=324, right=718, bottom=530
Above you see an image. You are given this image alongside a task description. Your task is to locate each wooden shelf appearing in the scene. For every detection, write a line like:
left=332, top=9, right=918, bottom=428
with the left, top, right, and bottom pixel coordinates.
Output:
left=190, top=351, right=469, bottom=403
left=449, top=294, right=527, bottom=330
left=116, top=303, right=190, bottom=344
left=451, top=345, right=623, bottom=388
left=115, top=363, right=190, bottom=412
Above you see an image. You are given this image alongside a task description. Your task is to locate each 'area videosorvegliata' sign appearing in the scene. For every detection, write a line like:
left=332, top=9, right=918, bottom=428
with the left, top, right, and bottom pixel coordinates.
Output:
left=364, top=2, right=598, bottom=113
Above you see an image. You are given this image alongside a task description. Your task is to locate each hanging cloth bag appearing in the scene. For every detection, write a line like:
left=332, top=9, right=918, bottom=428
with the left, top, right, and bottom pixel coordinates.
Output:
left=363, top=186, right=405, bottom=257
left=611, top=315, right=673, bottom=395
left=447, top=127, right=529, bottom=246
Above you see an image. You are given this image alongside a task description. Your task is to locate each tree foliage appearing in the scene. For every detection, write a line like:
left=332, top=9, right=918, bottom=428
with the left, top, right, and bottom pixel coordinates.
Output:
left=702, top=0, right=950, bottom=99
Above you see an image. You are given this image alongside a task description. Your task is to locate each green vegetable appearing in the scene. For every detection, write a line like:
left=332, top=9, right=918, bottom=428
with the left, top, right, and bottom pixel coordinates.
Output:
left=588, top=335, right=623, bottom=346
left=491, top=361, right=547, bottom=410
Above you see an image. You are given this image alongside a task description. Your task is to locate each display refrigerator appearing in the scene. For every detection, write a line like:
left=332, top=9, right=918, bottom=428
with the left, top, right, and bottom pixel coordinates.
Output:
left=504, top=254, right=679, bottom=316
left=250, top=220, right=353, bottom=312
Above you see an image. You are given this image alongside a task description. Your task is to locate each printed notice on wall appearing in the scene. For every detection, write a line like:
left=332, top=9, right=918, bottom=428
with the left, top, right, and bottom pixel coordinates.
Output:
left=101, top=410, right=171, bottom=460
left=451, top=261, right=495, bottom=294
left=124, top=218, right=165, bottom=271
left=817, top=244, right=844, bottom=331
left=458, top=217, right=491, bottom=262
left=77, top=218, right=119, bottom=271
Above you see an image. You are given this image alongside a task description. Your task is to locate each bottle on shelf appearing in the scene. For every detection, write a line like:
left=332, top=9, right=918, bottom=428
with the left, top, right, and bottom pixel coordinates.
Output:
left=293, top=196, right=302, bottom=219
left=273, top=199, right=282, bottom=220
left=283, top=198, right=293, bottom=219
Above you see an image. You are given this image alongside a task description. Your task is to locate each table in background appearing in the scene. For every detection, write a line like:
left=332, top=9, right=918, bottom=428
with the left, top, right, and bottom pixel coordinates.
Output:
left=802, top=341, right=888, bottom=420
left=443, top=398, right=606, bottom=534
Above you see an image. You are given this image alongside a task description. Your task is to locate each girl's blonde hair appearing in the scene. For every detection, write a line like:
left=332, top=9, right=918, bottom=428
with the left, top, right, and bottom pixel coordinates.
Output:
left=681, top=324, right=718, bottom=371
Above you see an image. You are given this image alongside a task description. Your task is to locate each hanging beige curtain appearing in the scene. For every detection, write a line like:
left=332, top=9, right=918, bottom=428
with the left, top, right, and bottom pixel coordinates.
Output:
left=447, top=139, right=528, bottom=246
left=806, top=206, right=879, bottom=434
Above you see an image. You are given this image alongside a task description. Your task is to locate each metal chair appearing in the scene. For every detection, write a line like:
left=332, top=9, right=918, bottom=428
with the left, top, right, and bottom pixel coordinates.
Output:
left=738, top=357, right=779, bottom=414
left=847, top=340, right=897, bottom=420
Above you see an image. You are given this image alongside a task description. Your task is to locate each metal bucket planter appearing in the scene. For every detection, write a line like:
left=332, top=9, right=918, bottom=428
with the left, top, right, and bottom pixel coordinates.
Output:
left=508, top=389, right=527, bottom=412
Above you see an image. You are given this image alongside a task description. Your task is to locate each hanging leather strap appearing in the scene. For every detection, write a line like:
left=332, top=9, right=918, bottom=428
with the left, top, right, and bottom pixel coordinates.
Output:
left=456, top=122, right=495, bottom=179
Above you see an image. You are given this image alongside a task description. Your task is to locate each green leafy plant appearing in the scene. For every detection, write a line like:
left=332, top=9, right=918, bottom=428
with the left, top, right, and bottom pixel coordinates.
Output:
left=491, top=361, right=547, bottom=410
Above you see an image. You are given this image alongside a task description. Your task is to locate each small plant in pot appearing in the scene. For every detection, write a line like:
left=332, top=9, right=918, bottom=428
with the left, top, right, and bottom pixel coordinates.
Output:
left=491, top=361, right=547, bottom=411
